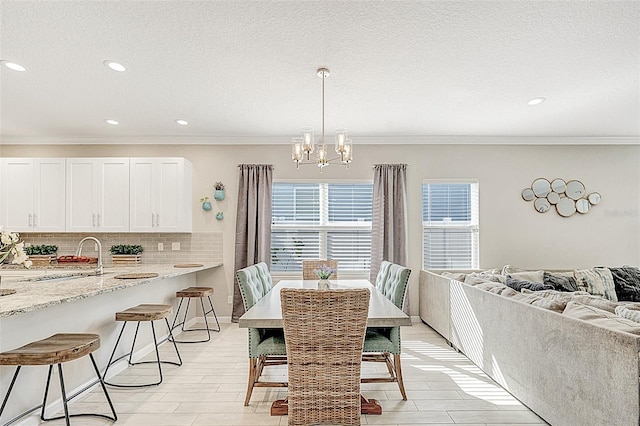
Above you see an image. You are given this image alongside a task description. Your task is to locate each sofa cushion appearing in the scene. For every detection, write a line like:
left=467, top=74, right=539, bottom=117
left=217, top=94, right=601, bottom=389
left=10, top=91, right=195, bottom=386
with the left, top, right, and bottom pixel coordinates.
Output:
left=506, top=277, right=554, bottom=292
left=563, top=301, right=640, bottom=335
left=441, top=271, right=467, bottom=281
left=543, top=271, right=580, bottom=292
left=508, top=270, right=545, bottom=283
left=475, top=281, right=508, bottom=293
left=607, top=266, right=640, bottom=302
left=615, top=305, right=640, bottom=323
left=521, top=288, right=590, bottom=305
left=464, top=273, right=505, bottom=286
left=574, top=267, right=618, bottom=302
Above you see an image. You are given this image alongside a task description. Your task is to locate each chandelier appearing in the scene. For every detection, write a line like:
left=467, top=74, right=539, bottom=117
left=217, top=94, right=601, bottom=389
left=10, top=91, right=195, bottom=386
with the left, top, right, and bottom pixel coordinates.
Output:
left=292, top=68, right=353, bottom=170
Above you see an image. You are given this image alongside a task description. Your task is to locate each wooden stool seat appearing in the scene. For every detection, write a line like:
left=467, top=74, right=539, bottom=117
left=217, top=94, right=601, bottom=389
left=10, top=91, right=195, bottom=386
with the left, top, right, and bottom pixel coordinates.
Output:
left=0, top=334, right=117, bottom=425
left=176, top=287, right=214, bottom=298
left=115, top=304, right=172, bottom=322
left=0, top=333, right=100, bottom=366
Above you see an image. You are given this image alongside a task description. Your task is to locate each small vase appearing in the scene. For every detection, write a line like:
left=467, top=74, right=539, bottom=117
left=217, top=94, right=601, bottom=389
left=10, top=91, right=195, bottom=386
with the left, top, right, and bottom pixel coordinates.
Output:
left=202, top=201, right=212, bottom=211
left=215, top=212, right=224, bottom=220
left=214, top=190, right=225, bottom=201
left=318, top=279, right=330, bottom=290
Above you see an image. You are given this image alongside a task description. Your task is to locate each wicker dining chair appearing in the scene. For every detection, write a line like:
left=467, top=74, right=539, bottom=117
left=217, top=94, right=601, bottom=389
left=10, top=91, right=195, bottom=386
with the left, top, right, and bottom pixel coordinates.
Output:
left=301, top=259, right=338, bottom=280
left=361, top=261, right=411, bottom=400
left=281, top=288, right=370, bottom=426
left=236, top=262, right=287, bottom=406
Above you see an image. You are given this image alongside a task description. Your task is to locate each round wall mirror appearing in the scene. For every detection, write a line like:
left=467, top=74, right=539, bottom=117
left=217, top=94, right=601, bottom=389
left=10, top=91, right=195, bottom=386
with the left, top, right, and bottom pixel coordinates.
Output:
left=551, top=178, right=567, bottom=193
left=532, top=178, right=551, bottom=197
left=547, top=192, right=560, bottom=205
left=534, top=198, right=551, bottom=213
left=576, top=199, right=590, bottom=214
left=588, top=192, right=601, bottom=205
left=556, top=197, right=577, bottom=217
left=521, top=188, right=535, bottom=201
left=566, top=180, right=586, bottom=200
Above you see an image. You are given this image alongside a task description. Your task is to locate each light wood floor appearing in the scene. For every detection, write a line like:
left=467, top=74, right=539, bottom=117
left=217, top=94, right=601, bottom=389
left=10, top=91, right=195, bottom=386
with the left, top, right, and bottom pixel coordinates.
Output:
left=40, top=321, right=548, bottom=425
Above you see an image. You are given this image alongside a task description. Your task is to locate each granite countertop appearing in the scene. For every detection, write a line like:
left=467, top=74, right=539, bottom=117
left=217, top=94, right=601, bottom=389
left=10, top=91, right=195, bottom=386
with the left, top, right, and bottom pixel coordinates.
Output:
left=0, top=263, right=222, bottom=318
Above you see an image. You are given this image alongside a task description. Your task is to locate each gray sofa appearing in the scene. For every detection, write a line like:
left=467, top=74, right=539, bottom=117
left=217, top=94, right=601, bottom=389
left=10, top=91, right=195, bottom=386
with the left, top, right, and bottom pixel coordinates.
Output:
left=419, top=269, right=640, bottom=426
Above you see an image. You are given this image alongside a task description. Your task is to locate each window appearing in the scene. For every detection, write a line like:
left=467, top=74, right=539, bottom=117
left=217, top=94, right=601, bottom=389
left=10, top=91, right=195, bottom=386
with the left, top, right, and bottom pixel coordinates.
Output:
left=271, top=182, right=372, bottom=272
left=422, top=181, right=479, bottom=269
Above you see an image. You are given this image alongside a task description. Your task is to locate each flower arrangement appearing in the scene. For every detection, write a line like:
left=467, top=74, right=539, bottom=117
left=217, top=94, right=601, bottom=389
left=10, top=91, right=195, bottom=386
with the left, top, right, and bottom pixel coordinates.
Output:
left=199, top=196, right=209, bottom=203
left=0, top=229, right=32, bottom=268
left=315, top=265, right=336, bottom=280
left=214, top=181, right=225, bottom=191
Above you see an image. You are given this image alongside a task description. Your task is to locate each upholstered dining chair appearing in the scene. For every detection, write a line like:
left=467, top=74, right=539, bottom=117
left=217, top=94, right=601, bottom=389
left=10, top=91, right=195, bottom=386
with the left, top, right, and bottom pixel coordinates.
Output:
left=301, top=259, right=338, bottom=280
left=236, top=262, right=287, bottom=406
left=362, top=260, right=411, bottom=400
left=281, top=288, right=370, bottom=426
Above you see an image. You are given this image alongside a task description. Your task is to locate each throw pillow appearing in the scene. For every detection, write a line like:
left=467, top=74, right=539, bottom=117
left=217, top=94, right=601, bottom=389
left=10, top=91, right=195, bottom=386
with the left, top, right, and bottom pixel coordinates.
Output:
left=607, top=266, right=640, bottom=302
left=570, top=294, right=620, bottom=313
left=615, top=305, right=640, bottom=323
left=574, top=267, right=618, bottom=302
left=505, top=277, right=554, bottom=292
left=563, top=301, right=640, bottom=335
left=543, top=272, right=579, bottom=292
left=508, top=292, right=566, bottom=312
left=441, top=271, right=467, bottom=281
left=507, top=270, right=544, bottom=284
left=475, top=282, right=508, bottom=294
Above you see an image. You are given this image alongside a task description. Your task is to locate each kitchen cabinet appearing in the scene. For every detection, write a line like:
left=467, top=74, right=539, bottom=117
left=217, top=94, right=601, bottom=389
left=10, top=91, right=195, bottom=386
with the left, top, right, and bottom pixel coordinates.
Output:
left=66, top=158, right=130, bottom=232
left=129, top=158, right=192, bottom=232
left=0, top=158, right=66, bottom=232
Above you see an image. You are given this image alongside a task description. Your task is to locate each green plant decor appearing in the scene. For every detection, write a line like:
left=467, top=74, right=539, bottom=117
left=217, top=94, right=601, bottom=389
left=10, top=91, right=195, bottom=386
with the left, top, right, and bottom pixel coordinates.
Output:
left=25, top=245, right=58, bottom=256
left=109, top=244, right=144, bottom=255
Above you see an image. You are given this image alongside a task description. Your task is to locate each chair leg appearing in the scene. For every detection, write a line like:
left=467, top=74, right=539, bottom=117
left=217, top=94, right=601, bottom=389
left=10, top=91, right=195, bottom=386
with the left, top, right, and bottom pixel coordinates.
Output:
left=394, top=353, right=407, bottom=401
left=89, top=353, right=118, bottom=421
left=165, top=318, right=183, bottom=365
left=169, top=297, right=186, bottom=339
left=244, top=358, right=257, bottom=406
left=383, top=352, right=395, bottom=377
left=40, top=365, right=55, bottom=422
left=0, top=366, right=21, bottom=419
left=181, top=298, right=192, bottom=332
left=103, top=321, right=127, bottom=383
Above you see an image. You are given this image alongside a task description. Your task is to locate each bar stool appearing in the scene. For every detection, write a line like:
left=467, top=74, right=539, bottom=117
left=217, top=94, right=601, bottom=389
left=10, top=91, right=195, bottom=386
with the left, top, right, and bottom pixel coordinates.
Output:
left=103, top=304, right=182, bottom=388
left=170, top=286, right=220, bottom=343
left=0, top=333, right=117, bottom=425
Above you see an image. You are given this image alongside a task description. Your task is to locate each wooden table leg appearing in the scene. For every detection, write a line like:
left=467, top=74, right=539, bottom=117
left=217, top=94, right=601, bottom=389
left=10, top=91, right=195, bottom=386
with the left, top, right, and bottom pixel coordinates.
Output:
left=270, top=395, right=382, bottom=416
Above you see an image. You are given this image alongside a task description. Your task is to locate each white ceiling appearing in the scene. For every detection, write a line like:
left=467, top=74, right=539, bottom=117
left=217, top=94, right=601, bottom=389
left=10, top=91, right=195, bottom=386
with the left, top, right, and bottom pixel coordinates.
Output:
left=1, top=1, right=639, bottom=144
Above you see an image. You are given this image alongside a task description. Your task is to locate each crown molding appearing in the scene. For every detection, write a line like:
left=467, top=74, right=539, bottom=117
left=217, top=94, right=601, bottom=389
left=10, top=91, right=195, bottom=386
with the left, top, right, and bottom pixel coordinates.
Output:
left=0, top=135, right=638, bottom=146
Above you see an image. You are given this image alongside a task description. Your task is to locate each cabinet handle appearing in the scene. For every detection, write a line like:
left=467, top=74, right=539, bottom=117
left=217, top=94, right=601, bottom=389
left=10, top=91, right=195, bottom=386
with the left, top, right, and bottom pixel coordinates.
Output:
left=97, top=214, right=101, bottom=227
left=28, top=214, right=32, bottom=226
left=93, top=213, right=96, bottom=227
left=156, top=213, right=160, bottom=226
left=151, top=213, right=155, bottom=227
left=33, top=214, right=38, bottom=226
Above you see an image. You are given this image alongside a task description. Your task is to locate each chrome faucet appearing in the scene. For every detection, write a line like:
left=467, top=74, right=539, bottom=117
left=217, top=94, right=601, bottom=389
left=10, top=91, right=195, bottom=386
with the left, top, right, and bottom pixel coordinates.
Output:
left=76, top=236, right=103, bottom=275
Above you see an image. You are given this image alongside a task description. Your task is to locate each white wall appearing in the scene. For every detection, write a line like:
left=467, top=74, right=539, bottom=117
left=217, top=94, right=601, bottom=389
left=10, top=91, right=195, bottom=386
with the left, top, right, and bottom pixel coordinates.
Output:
left=2, top=143, right=639, bottom=316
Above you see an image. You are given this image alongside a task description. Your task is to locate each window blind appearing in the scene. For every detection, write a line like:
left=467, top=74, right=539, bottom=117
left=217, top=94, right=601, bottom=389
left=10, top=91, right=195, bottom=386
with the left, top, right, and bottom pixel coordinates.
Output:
left=422, top=182, right=479, bottom=269
left=271, top=182, right=372, bottom=272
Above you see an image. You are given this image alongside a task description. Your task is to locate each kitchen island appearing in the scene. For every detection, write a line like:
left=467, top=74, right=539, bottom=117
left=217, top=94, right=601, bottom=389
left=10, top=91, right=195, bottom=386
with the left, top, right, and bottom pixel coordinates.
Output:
left=0, top=263, right=221, bottom=425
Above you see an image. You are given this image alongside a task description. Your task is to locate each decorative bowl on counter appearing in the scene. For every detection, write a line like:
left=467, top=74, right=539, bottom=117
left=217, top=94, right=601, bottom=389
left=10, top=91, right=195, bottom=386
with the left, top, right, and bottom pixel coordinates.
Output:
left=57, top=256, right=98, bottom=264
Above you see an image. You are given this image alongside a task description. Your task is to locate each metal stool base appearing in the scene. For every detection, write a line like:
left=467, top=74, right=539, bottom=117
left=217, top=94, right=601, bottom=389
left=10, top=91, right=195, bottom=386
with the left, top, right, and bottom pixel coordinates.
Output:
left=0, top=354, right=117, bottom=426
left=104, top=318, right=182, bottom=388
left=170, top=294, right=220, bottom=343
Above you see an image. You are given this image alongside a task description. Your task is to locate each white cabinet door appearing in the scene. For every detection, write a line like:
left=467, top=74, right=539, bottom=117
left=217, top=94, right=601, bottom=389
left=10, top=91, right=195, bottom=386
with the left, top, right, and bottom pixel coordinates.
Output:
left=66, top=158, right=129, bottom=232
left=0, top=158, right=65, bottom=232
left=130, top=158, right=192, bottom=232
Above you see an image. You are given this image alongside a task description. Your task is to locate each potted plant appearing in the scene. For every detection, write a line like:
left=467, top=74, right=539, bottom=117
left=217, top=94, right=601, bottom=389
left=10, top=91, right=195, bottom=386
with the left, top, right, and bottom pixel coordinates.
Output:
left=200, top=196, right=212, bottom=211
left=214, top=181, right=225, bottom=200
left=24, top=244, right=58, bottom=266
left=110, top=244, right=144, bottom=265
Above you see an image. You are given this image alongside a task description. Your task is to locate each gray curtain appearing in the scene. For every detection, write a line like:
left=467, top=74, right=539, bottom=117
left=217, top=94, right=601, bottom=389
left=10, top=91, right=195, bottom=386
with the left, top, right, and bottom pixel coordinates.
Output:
left=370, top=164, right=409, bottom=313
left=232, top=164, right=273, bottom=322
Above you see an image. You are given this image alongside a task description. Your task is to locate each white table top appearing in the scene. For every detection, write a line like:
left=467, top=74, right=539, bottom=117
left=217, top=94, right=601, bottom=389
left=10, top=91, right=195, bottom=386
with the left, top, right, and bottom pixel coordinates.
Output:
left=238, top=279, right=411, bottom=328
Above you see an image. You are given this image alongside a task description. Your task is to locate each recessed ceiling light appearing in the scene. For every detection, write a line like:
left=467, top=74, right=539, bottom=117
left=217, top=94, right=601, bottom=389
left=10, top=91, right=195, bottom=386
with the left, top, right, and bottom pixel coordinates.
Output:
left=527, top=97, right=546, bottom=106
left=0, top=60, right=26, bottom=72
left=175, top=119, right=189, bottom=126
left=103, top=60, right=126, bottom=72
left=104, top=119, right=119, bottom=125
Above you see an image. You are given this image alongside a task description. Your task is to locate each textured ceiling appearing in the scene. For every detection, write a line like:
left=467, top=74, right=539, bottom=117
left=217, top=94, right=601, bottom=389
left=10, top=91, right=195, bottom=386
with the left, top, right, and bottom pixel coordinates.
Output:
left=0, top=1, right=639, bottom=144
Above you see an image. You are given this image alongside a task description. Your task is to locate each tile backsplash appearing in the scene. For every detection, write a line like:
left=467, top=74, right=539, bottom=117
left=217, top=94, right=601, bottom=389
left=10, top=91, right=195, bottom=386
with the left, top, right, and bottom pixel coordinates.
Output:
left=20, top=232, right=222, bottom=266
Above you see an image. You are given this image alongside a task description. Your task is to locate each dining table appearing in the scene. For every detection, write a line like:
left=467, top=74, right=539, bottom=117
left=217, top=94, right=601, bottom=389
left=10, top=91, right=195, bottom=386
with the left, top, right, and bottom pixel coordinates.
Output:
left=238, top=278, right=412, bottom=415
